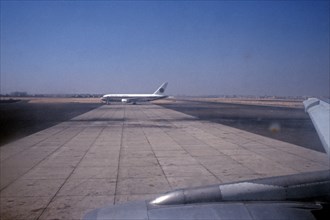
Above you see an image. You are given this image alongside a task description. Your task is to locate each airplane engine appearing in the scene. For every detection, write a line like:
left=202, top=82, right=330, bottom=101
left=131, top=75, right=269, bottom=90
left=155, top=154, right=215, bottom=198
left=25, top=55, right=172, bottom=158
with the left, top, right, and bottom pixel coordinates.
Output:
left=121, top=99, right=129, bottom=103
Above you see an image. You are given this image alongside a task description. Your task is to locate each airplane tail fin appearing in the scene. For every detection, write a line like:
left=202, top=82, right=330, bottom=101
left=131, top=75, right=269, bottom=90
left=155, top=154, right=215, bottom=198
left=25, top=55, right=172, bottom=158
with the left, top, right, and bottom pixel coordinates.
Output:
left=153, top=82, right=168, bottom=95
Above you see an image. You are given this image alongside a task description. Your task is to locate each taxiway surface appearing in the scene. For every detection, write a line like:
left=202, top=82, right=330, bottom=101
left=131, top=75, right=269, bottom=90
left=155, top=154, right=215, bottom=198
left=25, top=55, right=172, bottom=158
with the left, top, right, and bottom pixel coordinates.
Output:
left=157, top=99, right=324, bottom=152
left=0, top=104, right=328, bottom=219
left=0, top=101, right=100, bottom=146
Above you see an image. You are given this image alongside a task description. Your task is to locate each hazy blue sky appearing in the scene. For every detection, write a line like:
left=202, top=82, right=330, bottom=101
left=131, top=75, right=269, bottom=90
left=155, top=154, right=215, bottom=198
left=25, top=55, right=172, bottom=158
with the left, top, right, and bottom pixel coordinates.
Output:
left=1, top=1, right=329, bottom=96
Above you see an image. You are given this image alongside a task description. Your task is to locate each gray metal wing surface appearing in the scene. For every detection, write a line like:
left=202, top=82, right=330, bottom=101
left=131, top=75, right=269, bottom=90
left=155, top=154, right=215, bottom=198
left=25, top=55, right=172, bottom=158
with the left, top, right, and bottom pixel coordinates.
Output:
left=84, top=169, right=330, bottom=220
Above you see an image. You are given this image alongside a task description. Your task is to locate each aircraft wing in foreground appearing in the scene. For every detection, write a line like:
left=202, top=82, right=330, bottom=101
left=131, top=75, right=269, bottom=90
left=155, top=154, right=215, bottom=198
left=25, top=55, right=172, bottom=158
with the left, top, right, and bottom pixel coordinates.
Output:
left=101, top=82, right=168, bottom=104
left=304, top=98, right=329, bottom=156
left=84, top=98, right=330, bottom=220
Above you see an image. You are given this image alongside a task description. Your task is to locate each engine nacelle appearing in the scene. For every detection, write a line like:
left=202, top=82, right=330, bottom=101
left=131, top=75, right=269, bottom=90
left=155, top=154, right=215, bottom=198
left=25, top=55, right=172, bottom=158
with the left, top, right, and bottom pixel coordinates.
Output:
left=121, top=99, right=128, bottom=103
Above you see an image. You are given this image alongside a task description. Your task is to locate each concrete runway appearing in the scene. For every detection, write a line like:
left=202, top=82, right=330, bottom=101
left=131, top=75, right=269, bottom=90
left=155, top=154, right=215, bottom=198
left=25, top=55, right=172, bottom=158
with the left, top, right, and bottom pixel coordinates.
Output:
left=0, top=104, right=328, bottom=219
left=158, top=99, right=324, bottom=152
left=0, top=101, right=101, bottom=146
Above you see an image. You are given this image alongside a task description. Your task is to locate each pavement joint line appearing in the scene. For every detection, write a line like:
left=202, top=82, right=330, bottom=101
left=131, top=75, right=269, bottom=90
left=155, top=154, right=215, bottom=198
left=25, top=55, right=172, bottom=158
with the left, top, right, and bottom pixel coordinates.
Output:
left=142, top=105, right=223, bottom=184
left=137, top=106, right=173, bottom=191
left=232, top=133, right=329, bottom=170
left=114, top=104, right=126, bottom=202
left=35, top=126, right=106, bottom=220
left=209, top=135, right=290, bottom=175
left=150, top=106, right=262, bottom=177
left=1, top=126, right=69, bottom=162
left=250, top=137, right=330, bottom=165
left=0, top=126, right=87, bottom=192
left=175, top=114, right=328, bottom=173
left=191, top=128, right=289, bottom=173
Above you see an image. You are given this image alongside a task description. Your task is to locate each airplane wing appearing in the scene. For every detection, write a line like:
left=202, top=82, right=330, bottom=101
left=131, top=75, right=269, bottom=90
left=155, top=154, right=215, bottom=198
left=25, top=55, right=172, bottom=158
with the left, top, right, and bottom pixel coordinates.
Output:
left=84, top=169, right=330, bottom=220
left=84, top=98, right=330, bottom=220
left=304, top=98, right=330, bottom=154
left=85, top=201, right=327, bottom=220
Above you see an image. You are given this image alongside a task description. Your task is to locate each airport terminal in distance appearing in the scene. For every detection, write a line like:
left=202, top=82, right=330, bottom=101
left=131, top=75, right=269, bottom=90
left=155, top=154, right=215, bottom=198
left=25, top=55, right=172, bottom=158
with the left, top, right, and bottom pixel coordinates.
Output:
left=0, top=88, right=329, bottom=220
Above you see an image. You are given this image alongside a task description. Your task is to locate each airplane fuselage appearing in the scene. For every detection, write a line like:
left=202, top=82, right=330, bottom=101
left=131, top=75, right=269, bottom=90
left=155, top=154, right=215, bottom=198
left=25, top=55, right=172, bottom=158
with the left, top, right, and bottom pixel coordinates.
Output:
left=101, top=94, right=168, bottom=103
left=101, top=82, right=168, bottom=104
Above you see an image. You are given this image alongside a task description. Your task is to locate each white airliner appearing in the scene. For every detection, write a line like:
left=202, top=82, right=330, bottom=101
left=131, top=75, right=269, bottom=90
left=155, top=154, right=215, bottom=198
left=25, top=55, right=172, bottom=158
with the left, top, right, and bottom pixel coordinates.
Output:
left=101, top=82, right=168, bottom=104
